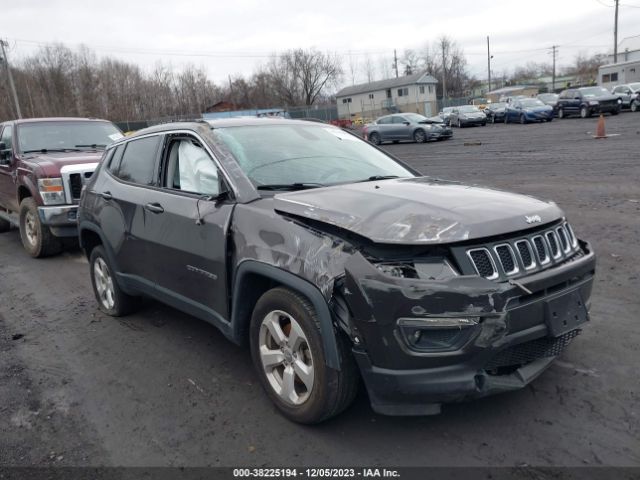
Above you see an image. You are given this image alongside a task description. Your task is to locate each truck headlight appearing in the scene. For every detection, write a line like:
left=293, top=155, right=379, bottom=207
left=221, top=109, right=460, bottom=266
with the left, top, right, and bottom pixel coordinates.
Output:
left=38, top=178, right=66, bottom=205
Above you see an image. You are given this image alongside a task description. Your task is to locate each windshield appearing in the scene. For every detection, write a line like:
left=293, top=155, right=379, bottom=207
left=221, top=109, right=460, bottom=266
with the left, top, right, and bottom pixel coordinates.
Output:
left=488, top=102, right=506, bottom=109
left=212, top=124, right=415, bottom=188
left=580, top=87, right=610, bottom=98
left=18, top=121, right=123, bottom=153
left=520, top=99, right=546, bottom=107
left=403, top=113, right=428, bottom=122
left=458, top=105, right=480, bottom=113
left=629, top=83, right=640, bottom=91
left=538, top=94, right=558, bottom=101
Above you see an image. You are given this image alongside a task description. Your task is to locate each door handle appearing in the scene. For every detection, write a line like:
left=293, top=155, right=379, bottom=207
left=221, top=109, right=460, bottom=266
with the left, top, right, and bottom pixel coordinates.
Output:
left=144, top=202, right=164, bottom=214
left=99, top=191, right=112, bottom=200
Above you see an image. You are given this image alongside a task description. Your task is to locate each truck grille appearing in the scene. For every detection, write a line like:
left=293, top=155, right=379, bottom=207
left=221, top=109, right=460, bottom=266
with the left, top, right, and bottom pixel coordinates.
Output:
left=485, top=329, right=581, bottom=369
left=465, top=222, right=580, bottom=280
left=60, top=164, right=98, bottom=203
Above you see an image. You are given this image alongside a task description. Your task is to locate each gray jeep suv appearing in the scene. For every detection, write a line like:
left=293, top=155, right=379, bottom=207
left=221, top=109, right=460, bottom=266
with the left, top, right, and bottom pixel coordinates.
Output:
left=78, top=118, right=596, bottom=423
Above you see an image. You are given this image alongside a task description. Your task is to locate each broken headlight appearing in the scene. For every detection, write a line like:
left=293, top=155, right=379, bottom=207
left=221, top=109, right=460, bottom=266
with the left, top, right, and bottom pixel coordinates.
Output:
left=375, top=258, right=459, bottom=280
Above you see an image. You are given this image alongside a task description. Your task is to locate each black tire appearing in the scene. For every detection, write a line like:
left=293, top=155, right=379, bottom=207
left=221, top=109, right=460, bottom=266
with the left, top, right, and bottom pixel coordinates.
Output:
left=631, top=100, right=638, bottom=113
left=89, top=245, right=140, bottom=316
left=250, top=287, right=358, bottom=424
left=392, top=140, right=399, bottom=144
left=580, top=106, right=590, bottom=118
left=519, top=114, right=526, bottom=125
left=413, top=129, right=427, bottom=143
left=0, top=216, right=11, bottom=233
left=368, top=132, right=381, bottom=145
left=558, top=108, right=565, bottom=119
left=19, top=197, right=62, bottom=258
left=547, top=117, right=553, bottom=122
left=481, top=122, right=487, bottom=126
left=611, top=106, right=620, bottom=116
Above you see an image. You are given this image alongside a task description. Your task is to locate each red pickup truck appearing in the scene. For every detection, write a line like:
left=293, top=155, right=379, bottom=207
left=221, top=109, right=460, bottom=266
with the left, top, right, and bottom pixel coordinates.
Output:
left=0, top=118, right=123, bottom=257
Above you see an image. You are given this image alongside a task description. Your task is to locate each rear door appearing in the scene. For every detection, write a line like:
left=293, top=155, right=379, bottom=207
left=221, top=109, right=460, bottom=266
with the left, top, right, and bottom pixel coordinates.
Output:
left=141, top=133, right=235, bottom=320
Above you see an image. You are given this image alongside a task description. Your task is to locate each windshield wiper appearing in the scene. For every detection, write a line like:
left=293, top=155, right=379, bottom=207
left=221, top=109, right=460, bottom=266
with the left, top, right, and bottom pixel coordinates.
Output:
left=257, top=182, right=326, bottom=191
left=75, top=144, right=107, bottom=149
left=358, top=175, right=400, bottom=182
left=22, top=148, right=81, bottom=154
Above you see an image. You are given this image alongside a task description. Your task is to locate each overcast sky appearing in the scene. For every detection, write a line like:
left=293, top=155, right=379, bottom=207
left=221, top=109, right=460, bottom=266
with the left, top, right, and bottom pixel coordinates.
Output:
left=3, top=0, right=640, bottom=88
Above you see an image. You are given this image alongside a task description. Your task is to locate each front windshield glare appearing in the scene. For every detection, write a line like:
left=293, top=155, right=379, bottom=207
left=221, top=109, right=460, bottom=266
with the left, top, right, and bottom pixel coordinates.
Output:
left=213, top=124, right=414, bottom=187
left=521, top=99, right=545, bottom=107
left=580, top=87, right=609, bottom=97
left=18, top=122, right=123, bottom=152
left=458, top=106, right=480, bottom=112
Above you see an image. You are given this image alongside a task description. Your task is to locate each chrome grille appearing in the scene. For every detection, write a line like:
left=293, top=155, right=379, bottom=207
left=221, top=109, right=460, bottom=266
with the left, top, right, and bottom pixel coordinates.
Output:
left=515, top=240, right=535, bottom=270
left=465, top=221, right=581, bottom=281
left=467, top=248, right=497, bottom=279
left=494, top=244, right=518, bottom=275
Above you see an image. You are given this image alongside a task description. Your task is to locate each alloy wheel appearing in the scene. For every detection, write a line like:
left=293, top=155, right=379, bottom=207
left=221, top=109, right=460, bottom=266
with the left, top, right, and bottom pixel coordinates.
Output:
left=258, top=310, right=314, bottom=406
left=93, top=257, right=115, bottom=310
left=24, top=211, right=38, bottom=247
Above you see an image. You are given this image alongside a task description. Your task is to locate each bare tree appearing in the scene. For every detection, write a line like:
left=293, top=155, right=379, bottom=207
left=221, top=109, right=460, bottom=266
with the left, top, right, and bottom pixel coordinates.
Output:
left=361, top=54, right=376, bottom=83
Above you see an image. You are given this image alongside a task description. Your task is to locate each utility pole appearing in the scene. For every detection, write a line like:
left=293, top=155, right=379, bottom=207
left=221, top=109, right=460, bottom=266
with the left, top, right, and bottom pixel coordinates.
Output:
left=614, top=0, right=619, bottom=63
left=551, top=45, right=558, bottom=92
left=0, top=39, right=22, bottom=119
left=441, top=42, right=447, bottom=100
left=393, top=49, right=398, bottom=78
left=486, top=36, right=491, bottom=93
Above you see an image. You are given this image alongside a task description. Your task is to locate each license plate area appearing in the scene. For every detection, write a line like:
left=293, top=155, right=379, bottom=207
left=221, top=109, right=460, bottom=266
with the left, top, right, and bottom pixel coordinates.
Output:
left=545, top=290, right=588, bottom=337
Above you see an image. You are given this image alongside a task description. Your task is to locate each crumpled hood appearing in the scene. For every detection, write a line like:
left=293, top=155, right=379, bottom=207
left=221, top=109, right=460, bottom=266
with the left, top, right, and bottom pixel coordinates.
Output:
left=273, top=177, right=564, bottom=244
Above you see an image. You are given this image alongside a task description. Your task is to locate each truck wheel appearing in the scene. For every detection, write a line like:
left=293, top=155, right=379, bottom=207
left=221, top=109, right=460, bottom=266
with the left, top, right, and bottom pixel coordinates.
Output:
left=89, top=245, right=139, bottom=316
left=19, top=198, right=62, bottom=258
left=250, top=287, right=358, bottom=424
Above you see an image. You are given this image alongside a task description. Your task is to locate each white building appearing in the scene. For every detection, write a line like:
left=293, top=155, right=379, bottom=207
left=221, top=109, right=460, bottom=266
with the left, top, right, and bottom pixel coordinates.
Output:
left=603, top=34, right=640, bottom=64
left=599, top=59, right=640, bottom=89
left=335, top=71, right=438, bottom=120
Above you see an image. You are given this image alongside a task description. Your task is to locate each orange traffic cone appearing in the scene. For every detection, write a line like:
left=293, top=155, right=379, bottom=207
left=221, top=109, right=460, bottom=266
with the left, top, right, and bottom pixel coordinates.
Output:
left=594, top=114, right=607, bottom=139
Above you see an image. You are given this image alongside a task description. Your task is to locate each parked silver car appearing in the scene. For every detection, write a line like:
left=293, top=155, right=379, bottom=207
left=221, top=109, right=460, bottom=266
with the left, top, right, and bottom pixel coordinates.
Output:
left=612, top=83, right=640, bottom=111
left=364, top=113, right=452, bottom=145
left=448, top=105, right=487, bottom=127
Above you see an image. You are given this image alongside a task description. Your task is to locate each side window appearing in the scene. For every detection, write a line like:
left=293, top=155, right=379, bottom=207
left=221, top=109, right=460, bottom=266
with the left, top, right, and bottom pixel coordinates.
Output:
left=1, top=125, right=13, bottom=150
left=107, top=144, right=125, bottom=174
left=392, top=116, right=407, bottom=124
left=377, top=117, right=391, bottom=125
left=116, top=136, right=161, bottom=185
left=164, top=138, right=220, bottom=196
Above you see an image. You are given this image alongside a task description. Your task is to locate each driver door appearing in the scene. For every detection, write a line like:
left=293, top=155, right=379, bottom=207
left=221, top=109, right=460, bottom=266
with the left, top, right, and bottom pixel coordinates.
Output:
left=143, top=134, right=235, bottom=321
left=0, top=125, right=17, bottom=212
left=391, top=115, right=411, bottom=140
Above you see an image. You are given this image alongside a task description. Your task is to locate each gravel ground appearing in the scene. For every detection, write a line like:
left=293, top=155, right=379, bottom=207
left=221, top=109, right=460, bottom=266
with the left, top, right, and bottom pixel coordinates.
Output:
left=0, top=112, right=639, bottom=468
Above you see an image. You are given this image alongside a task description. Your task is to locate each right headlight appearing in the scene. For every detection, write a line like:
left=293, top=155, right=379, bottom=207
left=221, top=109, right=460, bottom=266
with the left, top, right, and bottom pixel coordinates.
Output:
left=38, top=178, right=66, bottom=205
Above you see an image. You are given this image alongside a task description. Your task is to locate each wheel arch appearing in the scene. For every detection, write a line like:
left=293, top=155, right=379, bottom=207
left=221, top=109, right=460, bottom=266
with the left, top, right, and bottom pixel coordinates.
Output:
left=231, top=260, right=341, bottom=370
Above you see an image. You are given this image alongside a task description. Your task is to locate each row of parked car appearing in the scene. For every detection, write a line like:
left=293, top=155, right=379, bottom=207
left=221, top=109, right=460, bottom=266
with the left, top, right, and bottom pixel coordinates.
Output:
left=361, top=83, right=640, bottom=145
left=0, top=114, right=597, bottom=424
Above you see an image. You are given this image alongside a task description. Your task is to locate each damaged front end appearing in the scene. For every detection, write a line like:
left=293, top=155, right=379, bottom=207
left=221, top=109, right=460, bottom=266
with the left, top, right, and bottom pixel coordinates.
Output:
left=335, top=229, right=596, bottom=416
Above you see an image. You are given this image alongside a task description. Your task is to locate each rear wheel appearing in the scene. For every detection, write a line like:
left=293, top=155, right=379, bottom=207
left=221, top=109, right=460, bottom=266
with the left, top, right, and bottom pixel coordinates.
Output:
left=519, top=114, right=526, bottom=125
left=490, top=115, right=495, bottom=124
left=89, top=245, right=139, bottom=316
left=457, top=119, right=462, bottom=128
left=413, top=129, right=427, bottom=143
left=19, top=197, right=62, bottom=258
left=580, top=106, right=590, bottom=118
left=557, top=108, right=565, bottom=119
left=250, top=287, right=358, bottom=424
left=368, top=132, right=381, bottom=145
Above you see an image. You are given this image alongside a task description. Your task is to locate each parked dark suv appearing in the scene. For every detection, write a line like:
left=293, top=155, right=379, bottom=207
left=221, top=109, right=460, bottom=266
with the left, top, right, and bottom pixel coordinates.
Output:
left=78, top=118, right=596, bottom=423
left=556, top=87, right=621, bottom=118
left=0, top=118, right=123, bottom=256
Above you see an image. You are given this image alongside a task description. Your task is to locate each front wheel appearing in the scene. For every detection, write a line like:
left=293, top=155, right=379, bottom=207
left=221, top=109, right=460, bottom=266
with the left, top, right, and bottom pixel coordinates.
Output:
left=413, top=129, right=427, bottom=143
left=250, top=287, right=358, bottom=424
left=490, top=115, right=495, bottom=124
left=631, top=100, right=639, bottom=112
left=457, top=119, right=462, bottom=128
left=557, top=108, right=565, bottom=119
left=19, top=197, right=62, bottom=257
left=519, top=114, right=527, bottom=125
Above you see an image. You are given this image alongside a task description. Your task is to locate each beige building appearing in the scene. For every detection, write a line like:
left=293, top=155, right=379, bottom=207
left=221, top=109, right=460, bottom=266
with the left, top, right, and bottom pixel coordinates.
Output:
left=335, top=71, right=438, bottom=120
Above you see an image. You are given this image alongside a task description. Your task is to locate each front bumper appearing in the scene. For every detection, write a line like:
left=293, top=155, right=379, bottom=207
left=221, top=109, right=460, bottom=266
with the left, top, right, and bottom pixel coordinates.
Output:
left=525, top=112, right=553, bottom=121
left=592, top=103, right=619, bottom=114
left=461, top=117, right=486, bottom=126
left=342, top=241, right=596, bottom=415
left=38, top=205, right=79, bottom=237
left=428, top=129, right=453, bottom=140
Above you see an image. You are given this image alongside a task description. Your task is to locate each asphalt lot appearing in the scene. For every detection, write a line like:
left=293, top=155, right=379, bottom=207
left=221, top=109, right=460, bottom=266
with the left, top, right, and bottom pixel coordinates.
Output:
left=1, top=112, right=639, bottom=468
